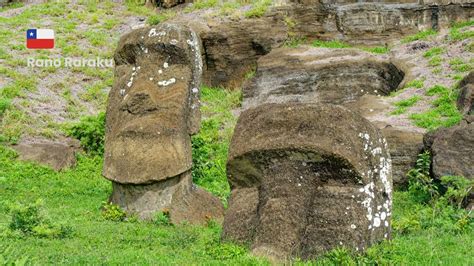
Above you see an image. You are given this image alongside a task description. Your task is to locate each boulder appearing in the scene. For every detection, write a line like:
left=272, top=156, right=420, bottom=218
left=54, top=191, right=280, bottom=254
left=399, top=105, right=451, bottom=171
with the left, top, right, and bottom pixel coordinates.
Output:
left=456, top=71, right=473, bottom=118
left=381, top=126, right=424, bottom=188
left=223, top=103, right=393, bottom=261
left=11, top=139, right=79, bottom=171
left=242, top=46, right=404, bottom=110
left=424, top=120, right=474, bottom=181
left=103, top=24, right=223, bottom=223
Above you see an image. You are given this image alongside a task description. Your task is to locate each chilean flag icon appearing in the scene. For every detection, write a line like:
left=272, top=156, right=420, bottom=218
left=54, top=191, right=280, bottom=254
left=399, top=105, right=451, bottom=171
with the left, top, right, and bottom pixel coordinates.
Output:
left=26, top=29, right=54, bottom=49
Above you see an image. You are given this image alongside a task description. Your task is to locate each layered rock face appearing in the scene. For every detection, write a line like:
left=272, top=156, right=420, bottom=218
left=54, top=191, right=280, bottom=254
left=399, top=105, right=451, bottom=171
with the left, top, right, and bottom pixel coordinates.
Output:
left=242, top=47, right=404, bottom=109
left=103, top=24, right=223, bottom=223
left=171, top=1, right=473, bottom=88
left=223, top=103, right=393, bottom=260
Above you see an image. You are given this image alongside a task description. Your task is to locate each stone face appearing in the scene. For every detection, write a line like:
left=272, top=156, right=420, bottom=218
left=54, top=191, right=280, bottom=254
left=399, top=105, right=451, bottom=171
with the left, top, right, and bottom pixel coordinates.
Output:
left=103, top=24, right=223, bottom=223
left=457, top=71, right=473, bottom=118
left=242, top=46, right=404, bottom=110
left=424, top=121, right=474, bottom=181
left=104, top=23, right=202, bottom=185
left=12, top=140, right=79, bottom=171
left=223, top=103, right=393, bottom=260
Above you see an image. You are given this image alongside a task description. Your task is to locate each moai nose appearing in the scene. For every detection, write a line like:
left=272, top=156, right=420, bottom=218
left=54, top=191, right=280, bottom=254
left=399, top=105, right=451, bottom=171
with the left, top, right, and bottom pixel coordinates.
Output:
left=122, top=81, right=158, bottom=115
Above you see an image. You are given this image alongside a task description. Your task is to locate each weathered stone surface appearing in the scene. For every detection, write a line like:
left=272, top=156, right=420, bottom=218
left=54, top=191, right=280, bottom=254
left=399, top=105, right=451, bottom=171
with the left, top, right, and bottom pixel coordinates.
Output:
left=223, top=103, right=393, bottom=260
left=109, top=171, right=224, bottom=223
left=457, top=71, right=473, bottom=118
left=381, top=126, right=424, bottom=187
left=170, top=1, right=473, bottom=88
left=103, top=23, right=223, bottom=223
left=104, top=23, right=203, bottom=184
left=242, top=46, right=404, bottom=110
left=424, top=120, right=474, bottom=181
left=12, top=139, right=79, bottom=171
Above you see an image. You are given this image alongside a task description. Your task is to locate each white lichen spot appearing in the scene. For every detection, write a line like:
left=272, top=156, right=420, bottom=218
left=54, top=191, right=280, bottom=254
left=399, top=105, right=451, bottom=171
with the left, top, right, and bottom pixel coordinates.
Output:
left=350, top=224, right=356, bottom=229
left=158, top=69, right=163, bottom=74
left=373, top=217, right=381, bottom=227
left=149, top=77, right=153, bottom=81
left=170, top=39, right=178, bottom=45
left=385, top=221, right=389, bottom=227
left=381, top=212, right=386, bottom=220
left=158, top=78, right=176, bottom=87
left=120, top=89, right=125, bottom=96
left=163, top=62, right=169, bottom=68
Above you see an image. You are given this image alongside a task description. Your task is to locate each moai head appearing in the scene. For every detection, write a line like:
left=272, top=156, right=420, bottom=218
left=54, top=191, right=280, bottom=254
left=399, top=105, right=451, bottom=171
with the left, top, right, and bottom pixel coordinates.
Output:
left=103, top=24, right=203, bottom=184
left=223, top=103, right=393, bottom=261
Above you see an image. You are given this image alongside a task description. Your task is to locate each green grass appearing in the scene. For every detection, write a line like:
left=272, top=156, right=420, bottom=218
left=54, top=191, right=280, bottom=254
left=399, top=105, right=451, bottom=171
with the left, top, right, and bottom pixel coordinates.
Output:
left=185, top=0, right=218, bottom=12
left=402, top=29, right=438, bottom=43
left=391, top=95, right=421, bottom=115
left=244, top=0, right=272, bottom=18
left=449, top=19, right=474, bottom=41
left=312, top=40, right=351, bottom=49
left=1, top=140, right=472, bottom=264
left=191, top=87, right=241, bottom=202
left=409, top=85, right=462, bottom=131
left=428, top=56, right=442, bottom=67
left=362, top=46, right=391, bottom=54
left=423, top=47, right=445, bottom=58
left=146, top=10, right=176, bottom=26
left=449, top=58, right=473, bottom=73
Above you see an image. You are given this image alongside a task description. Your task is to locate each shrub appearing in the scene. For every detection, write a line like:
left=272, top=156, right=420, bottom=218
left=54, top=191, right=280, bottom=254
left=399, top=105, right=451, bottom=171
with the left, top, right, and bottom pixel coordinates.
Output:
left=0, top=97, right=10, bottom=115
left=407, top=151, right=438, bottom=203
left=67, top=112, right=105, bottom=155
left=205, top=241, right=247, bottom=260
left=440, top=175, right=473, bottom=209
left=101, top=201, right=126, bottom=222
left=153, top=210, right=171, bottom=226
left=7, top=200, right=73, bottom=239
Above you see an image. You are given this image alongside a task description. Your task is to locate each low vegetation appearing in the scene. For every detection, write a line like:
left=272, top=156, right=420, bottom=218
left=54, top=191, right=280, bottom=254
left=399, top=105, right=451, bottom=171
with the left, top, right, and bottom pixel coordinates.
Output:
left=402, top=29, right=438, bottom=43
left=391, top=95, right=421, bottom=115
left=1, top=85, right=472, bottom=264
left=409, top=85, right=462, bottom=131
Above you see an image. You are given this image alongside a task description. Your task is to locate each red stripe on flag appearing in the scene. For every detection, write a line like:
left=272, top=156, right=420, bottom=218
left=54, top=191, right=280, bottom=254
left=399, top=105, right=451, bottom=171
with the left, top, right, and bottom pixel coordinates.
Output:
left=26, top=39, right=54, bottom=49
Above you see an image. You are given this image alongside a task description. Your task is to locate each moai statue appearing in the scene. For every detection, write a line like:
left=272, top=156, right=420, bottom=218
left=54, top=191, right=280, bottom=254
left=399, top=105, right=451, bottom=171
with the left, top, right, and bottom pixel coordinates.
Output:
left=103, top=24, right=223, bottom=223
left=223, top=103, right=393, bottom=261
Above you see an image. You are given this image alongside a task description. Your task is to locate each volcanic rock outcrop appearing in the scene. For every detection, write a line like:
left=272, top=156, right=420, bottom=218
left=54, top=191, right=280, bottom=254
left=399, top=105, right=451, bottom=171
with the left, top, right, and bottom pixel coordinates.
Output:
left=223, top=103, right=393, bottom=260
left=102, top=24, right=223, bottom=223
left=170, top=1, right=473, bottom=88
left=242, top=47, right=404, bottom=109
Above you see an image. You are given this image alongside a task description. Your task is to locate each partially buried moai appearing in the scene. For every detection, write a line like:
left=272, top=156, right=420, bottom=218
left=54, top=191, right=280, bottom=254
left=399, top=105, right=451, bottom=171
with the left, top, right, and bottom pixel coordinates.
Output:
left=222, top=103, right=393, bottom=261
left=103, top=23, right=223, bottom=223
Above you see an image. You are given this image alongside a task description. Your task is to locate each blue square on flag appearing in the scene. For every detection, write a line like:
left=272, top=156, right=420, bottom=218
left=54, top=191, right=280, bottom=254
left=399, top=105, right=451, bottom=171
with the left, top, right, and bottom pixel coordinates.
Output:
left=26, top=29, right=54, bottom=49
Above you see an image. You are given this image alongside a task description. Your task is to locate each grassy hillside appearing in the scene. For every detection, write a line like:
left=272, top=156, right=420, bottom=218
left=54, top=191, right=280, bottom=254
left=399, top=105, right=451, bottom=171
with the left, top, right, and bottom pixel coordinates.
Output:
left=0, top=1, right=473, bottom=265
left=1, top=87, right=473, bottom=265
